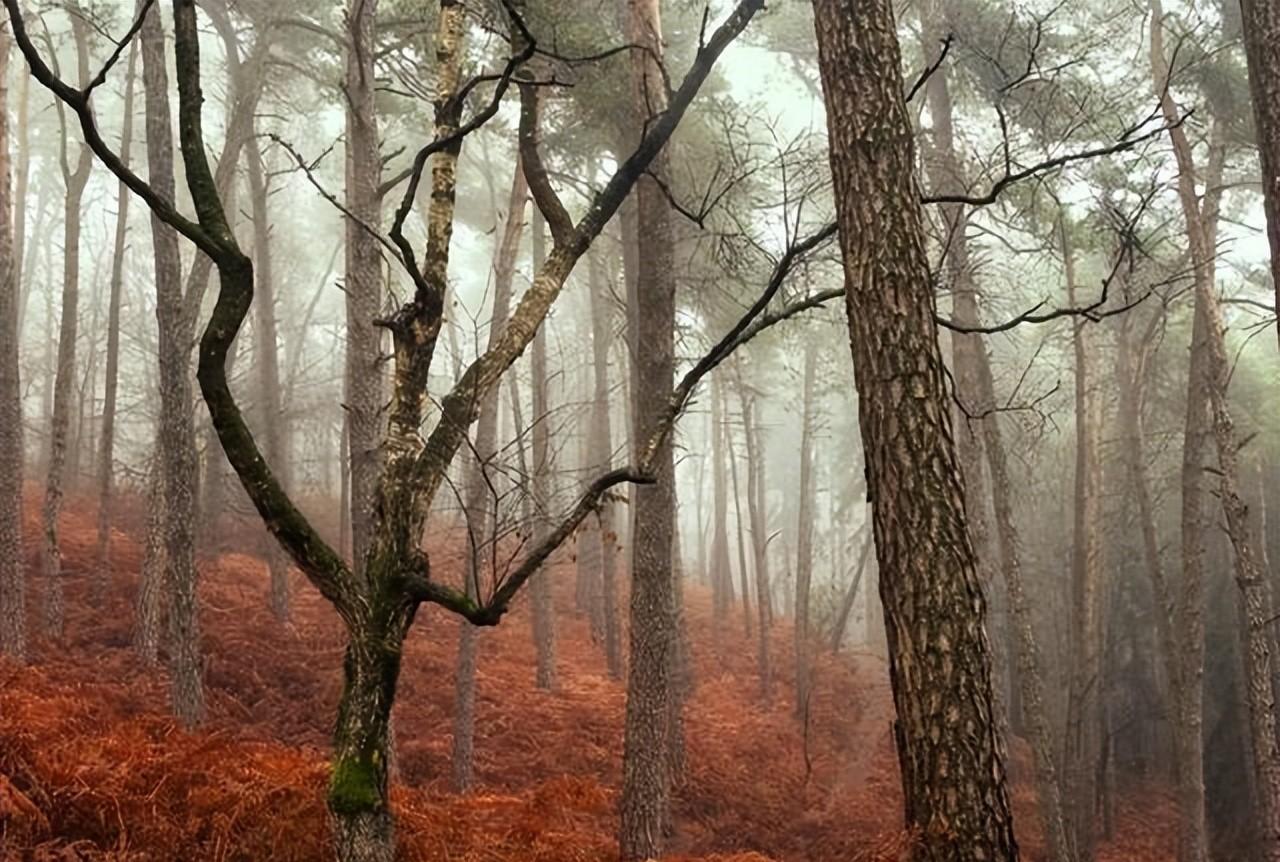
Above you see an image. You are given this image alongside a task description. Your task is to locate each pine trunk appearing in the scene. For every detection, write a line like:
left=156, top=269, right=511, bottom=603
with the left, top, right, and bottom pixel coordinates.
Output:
left=813, top=2, right=1019, bottom=858
left=1239, top=0, right=1280, bottom=350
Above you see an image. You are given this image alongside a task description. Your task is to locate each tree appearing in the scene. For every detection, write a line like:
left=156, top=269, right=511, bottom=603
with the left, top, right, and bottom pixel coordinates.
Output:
left=7, top=1, right=794, bottom=857
left=0, top=19, right=23, bottom=662
left=93, top=41, right=138, bottom=598
left=813, top=1, right=1018, bottom=858
left=139, top=0, right=203, bottom=726
left=793, top=339, right=817, bottom=719
left=41, top=7, right=92, bottom=637
left=1238, top=0, right=1280, bottom=348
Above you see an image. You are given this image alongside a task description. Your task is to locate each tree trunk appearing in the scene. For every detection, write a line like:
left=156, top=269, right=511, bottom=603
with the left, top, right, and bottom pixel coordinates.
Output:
left=586, top=248, right=622, bottom=679
left=831, top=529, right=873, bottom=653
left=710, top=376, right=733, bottom=623
left=94, top=42, right=139, bottom=600
left=619, top=0, right=681, bottom=853
left=0, top=20, right=24, bottom=661
left=344, top=0, right=384, bottom=578
left=1239, top=0, right=1280, bottom=350
left=918, top=10, right=1071, bottom=854
left=1149, top=10, right=1222, bottom=858
left=452, top=153, right=526, bottom=792
left=41, top=9, right=93, bottom=637
left=1063, top=215, right=1104, bottom=862
left=136, top=463, right=165, bottom=665
left=530, top=212, right=557, bottom=692
left=247, top=127, right=290, bottom=620
left=813, top=2, right=1019, bottom=858
left=140, top=0, right=204, bottom=727
left=728, top=412, right=752, bottom=638
left=738, top=371, right=772, bottom=700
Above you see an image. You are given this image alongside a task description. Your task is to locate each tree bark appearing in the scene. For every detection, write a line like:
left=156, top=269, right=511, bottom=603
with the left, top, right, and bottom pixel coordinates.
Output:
left=94, top=42, right=139, bottom=600
left=140, top=0, right=204, bottom=726
left=737, top=370, right=772, bottom=700
left=0, top=20, right=24, bottom=661
left=813, top=2, right=1019, bottom=858
left=530, top=211, right=557, bottom=691
left=710, top=375, right=733, bottom=623
left=136, top=463, right=165, bottom=665
left=793, top=342, right=817, bottom=717
left=619, top=0, right=681, bottom=854
left=1238, top=0, right=1280, bottom=350
left=1063, top=214, right=1104, bottom=862
left=344, top=0, right=384, bottom=579
left=586, top=248, right=622, bottom=679
left=41, top=9, right=93, bottom=637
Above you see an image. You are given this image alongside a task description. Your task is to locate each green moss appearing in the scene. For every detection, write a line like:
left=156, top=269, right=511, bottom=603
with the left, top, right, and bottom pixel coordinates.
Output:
left=328, top=752, right=383, bottom=816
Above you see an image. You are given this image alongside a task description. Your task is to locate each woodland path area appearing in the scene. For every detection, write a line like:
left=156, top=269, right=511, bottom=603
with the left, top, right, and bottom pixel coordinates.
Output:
left=0, top=493, right=1179, bottom=861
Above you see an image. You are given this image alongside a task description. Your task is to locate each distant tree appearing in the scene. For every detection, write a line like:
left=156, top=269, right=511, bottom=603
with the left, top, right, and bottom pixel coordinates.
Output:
left=0, top=20, right=23, bottom=662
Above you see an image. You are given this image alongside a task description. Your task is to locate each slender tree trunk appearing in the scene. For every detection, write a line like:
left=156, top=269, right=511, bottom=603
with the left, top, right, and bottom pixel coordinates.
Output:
left=247, top=128, right=290, bottom=620
left=619, top=0, right=681, bottom=853
left=94, top=42, right=139, bottom=600
left=738, top=372, right=772, bottom=700
left=530, top=213, right=557, bottom=691
left=1150, top=10, right=1221, bottom=859
left=140, top=0, right=204, bottom=727
left=789, top=296, right=815, bottom=716
left=452, top=153, right=526, bottom=791
left=1238, top=0, right=1280, bottom=350
left=1063, top=216, right=1104, bottom=862
left=586, top=248, right=622, bottom=679
left=136, top=463, right=165, bottom=665
left=814, top=3, right=1018, bottom=858
left=710, top=376, right=732, bottom=623
left=11, top=24, right=28, bottom=334
left=344, top=0, right=384, bottom=579
left=831, top=529, right=873, bottom=653
left=41, top=11, right=93, bottom=637
left=728, top=414, right=752, bottom=638
left=0, top=21, right=24, bottom=661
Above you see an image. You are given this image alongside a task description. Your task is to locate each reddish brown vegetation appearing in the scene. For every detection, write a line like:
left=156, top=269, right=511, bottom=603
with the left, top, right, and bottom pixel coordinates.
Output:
left=1, top=494, right=1177, bottom=860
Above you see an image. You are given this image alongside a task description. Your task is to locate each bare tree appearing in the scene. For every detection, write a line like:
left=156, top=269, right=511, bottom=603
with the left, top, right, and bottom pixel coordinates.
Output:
left=93, top=41, right=138, bottom=599
left=0, top=20, right=23, bottom=662
left=40, top=7, right=93, bottom=637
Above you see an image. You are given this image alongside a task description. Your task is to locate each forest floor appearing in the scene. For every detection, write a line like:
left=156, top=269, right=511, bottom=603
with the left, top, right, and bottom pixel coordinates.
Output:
left=0, top=492, right=1178, bottom=861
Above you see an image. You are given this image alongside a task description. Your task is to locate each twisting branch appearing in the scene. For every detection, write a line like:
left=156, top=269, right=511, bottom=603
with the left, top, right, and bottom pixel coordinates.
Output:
left=906, top=34, right=954, bottom=103
left=518, top=82, right=573, bottom=245
left=84, top=0, right=155, bottom=94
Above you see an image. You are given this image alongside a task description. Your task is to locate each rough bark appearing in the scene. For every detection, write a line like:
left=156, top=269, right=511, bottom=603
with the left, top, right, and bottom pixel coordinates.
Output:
left=344, top=0, right=384, bottom=579
left=814, top=2, right=1019, bottom=858
left=1149, top=9, right=1218, bottom=859
left=619, top=0, right=681, bottom=854
left=0, top=20, right=23, bottom=661
left=140, top=0, right=204, bottom=727
left=41, top=10, right=93, bottom=637
left=93, top=42, right=139, bottom=599
left=1239, top=0, right=1280, bottom=350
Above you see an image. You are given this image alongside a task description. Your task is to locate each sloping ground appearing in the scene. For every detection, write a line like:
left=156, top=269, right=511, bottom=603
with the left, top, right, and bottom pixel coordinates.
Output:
left=0, top=495, right=1176, bottom=860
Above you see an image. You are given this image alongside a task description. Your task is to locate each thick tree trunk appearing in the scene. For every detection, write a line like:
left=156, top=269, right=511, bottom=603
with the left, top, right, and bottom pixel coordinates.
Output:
left=619, top=0, right=681, bottom=854
left=0, top=21, right=24, bottom=662
left=344, top=0, right=384, bottom=579
left=41, top=10, right=93, bottom=637
left=140, top=0, right=204, bottom=726
left=93, top=42, right=138, bottom=600
left=814, top=3, right=1019, bottom=859
left=1239, top=0, right=1280, bottom=350
left=247, top=128, right=290, bottom=620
